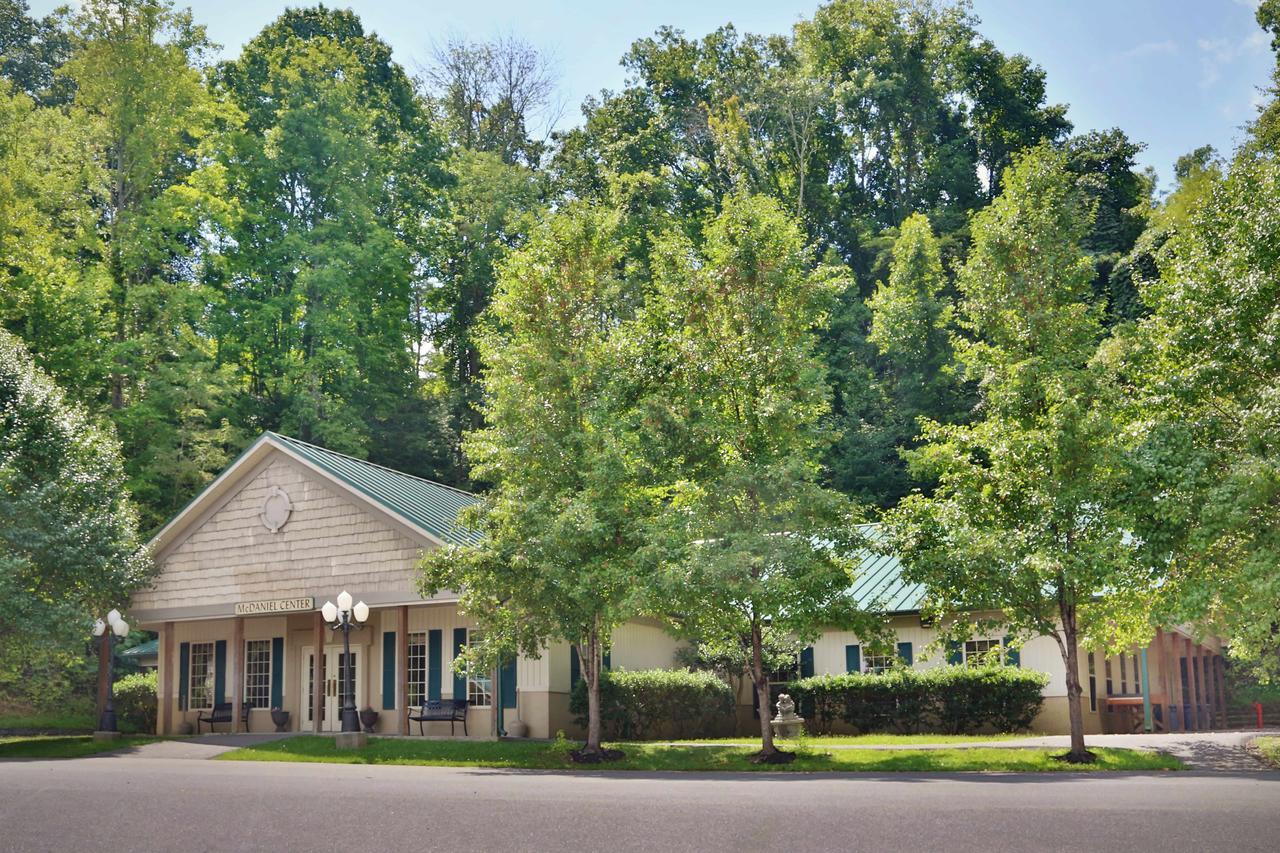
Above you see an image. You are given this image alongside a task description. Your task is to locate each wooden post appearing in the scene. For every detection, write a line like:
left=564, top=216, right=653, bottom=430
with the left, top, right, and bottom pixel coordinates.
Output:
left=397, top=605, right=409, bottom=736
left=312, top=611, right=325, bottom=734
left=161, top=622, right=175, bottom=735
left=231, top=616, right=245, bottom=733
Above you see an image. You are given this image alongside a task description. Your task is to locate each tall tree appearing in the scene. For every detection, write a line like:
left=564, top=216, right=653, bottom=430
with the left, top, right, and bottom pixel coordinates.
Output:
left=0, top=330, right=152, bottom=702
left=1126, top=151, right=1280, bottom=680
left=419, top=205, right=650, bottom=759
left=846, top=212, right=966, bottom=503
left=212, top=6, right=447, bottom=471
left=639, top=192, right=875, bottom=760
left=884, top=148, right=1152, bottom=763
left=0, top=0, right=73, bottom=105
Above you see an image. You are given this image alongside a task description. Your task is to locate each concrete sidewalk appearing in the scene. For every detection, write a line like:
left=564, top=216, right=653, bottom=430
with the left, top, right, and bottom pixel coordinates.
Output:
left=104, top=732, right=296, bottom=760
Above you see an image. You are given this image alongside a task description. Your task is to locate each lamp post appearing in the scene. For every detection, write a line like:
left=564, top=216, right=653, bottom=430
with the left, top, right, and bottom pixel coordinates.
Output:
left=92, top=609, right=130, bottom=739
left=321, top=591, right=369, bottom=740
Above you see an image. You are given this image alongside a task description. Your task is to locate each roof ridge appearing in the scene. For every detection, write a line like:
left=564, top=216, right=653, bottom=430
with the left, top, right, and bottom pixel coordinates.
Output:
left=266, top=431, right=478, bottom=499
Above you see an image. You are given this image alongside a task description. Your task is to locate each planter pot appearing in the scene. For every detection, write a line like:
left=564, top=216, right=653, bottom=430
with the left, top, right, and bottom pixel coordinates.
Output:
left=271, top=709, right=291, bottom=733
left=359, top=708, right=379, bottom=734
left=177, top=721, right=194, bottom=736
left=505, top=719, right=528, bottom=738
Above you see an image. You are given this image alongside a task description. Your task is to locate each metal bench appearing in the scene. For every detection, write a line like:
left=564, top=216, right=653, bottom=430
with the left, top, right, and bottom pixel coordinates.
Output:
left=196, top=701, right=251, bottom=734
left=408, top=698, right=469, bottom=736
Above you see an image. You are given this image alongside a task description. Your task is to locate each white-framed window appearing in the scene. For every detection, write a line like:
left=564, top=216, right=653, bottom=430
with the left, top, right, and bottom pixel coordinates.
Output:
left=189, top=642, right=214, bottom=709
left=407, top=631, right=427, bottom=706
left=963, top=639, right=1002, bottom=667
left=864, top=653, right=897, bottom=674
left=244, top=640, right=272, bottom=708
left=466, top=631, right=492, bottom=708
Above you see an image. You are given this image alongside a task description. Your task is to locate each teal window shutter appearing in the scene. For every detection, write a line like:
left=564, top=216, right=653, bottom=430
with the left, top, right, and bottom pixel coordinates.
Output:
left=214, top=640, right=227, bottom=705
left=897, top=642, right=914, bottom=667
left=603, top=650, right=611, bottom=671
left=947, top=640, right=963, bottom=665
left=427, top=630, right=442, bottom=701
left=178, top=642, right=190, bottom=711
left=452, top=628, right=467, bottom=699
left=382, top=631, right=396, bottom=710
left=500, top=657, right=517, bottom=709
left=845, top=644, right=861, bottom=673
left=800, top=646, right=815, bottom=678
left=270, top=637, right=284, bottom=708
left=570, top=645, right=580, bottom=689
left=1003, top=636, right=1020, bottom=667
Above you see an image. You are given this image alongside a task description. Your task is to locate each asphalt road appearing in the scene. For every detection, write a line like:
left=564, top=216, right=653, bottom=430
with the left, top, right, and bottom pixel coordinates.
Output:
left=2, top=757, right=1278, bottom=853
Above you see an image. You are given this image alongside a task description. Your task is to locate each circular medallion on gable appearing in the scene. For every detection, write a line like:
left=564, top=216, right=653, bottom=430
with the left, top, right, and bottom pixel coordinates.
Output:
left=260, top=485, right=293, bottom=533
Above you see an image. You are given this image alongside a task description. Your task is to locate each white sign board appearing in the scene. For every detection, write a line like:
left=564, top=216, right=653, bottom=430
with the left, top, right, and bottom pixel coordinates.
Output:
left=234, top=597, right=314, bottom=616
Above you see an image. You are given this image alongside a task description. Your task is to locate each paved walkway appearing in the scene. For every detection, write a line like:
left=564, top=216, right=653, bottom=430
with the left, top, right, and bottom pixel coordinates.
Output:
left=111, top=732, right=295, bottom=760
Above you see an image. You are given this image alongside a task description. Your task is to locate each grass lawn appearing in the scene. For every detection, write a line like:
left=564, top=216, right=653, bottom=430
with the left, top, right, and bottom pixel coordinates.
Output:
left=0, top=735, right=158, bottom=759
left=0, top=710, right=97, bottom=733
left=217, top=736, right=1181, bottom=773
left=656, top=733, right=1034, bottom=746
left=1254, top=736, right=1280, bottom=769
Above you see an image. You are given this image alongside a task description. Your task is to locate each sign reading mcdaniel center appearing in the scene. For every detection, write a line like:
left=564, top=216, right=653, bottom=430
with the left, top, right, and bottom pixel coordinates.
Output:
left=234, top=597, right=314, bottom=616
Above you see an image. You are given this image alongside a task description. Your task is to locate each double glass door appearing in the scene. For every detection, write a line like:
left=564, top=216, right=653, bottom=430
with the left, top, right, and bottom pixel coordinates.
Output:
left=301, top=646, right=361, bottom=731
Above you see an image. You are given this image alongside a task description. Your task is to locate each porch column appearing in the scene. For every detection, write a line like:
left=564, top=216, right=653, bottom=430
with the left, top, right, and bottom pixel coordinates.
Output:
left=1167, top=632, right=1184, bottom=731
left=312, top=611, right=325, bottom=734
left=161, top=621, right=175, bottom=735
left=1185, top=635, right=1200, bottom=730
left=1205, top=647, right=1220, bottom=728
left=231, top=616, right=244, bottom=733
left=1214, top=655, right=1229, bottom=729
left=1140, top=647, right=1153, bottom=733
left=397, top=605, right=409, bottom=735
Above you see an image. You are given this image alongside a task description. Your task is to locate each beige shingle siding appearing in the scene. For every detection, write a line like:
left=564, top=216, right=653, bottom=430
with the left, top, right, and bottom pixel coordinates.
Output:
left=132, top=454, right=429, bottom=612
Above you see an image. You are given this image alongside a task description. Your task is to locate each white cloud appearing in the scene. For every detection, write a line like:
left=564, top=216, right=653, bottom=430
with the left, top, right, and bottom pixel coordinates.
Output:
left=1198, top=30, right=1268, bottom=89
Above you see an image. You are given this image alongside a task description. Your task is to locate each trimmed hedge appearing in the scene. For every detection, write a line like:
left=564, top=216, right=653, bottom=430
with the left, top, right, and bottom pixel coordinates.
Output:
left=570, top=668, right=735, bottom=740
left=113, top=671, right=157, bottom=734
left=788, top=665, right=1048, bottom=735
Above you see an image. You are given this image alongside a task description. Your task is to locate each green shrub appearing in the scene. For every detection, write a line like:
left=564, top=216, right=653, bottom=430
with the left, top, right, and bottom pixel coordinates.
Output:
left=569, top=669, right=735, bottom=740
left=788, top=665, right=1048, bottom=735
left=113, top=671, right=157, bottom=734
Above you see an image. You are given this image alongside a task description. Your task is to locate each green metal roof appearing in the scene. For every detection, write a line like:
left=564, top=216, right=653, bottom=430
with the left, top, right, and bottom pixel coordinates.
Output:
left=849, top=525, right=926, bottom=614
left=118, top=639, right=158, bottom=659
left=268, top=432, right=481, bottom=546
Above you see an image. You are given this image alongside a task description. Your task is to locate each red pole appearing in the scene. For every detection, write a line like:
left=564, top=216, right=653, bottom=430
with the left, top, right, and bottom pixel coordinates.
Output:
left=1257, top=701, right=1264, bottom=730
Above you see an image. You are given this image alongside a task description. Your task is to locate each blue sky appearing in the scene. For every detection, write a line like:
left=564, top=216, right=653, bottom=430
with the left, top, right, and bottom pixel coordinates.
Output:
left=34, top=1, right=1275, bottom=187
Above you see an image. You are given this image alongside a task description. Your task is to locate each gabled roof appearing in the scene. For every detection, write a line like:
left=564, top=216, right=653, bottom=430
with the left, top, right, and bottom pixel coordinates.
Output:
left=267, top=433, right=481, bottom=546
left=848, top=524, right=926, bottom=614
left=148, top=431, right=480, bottom=558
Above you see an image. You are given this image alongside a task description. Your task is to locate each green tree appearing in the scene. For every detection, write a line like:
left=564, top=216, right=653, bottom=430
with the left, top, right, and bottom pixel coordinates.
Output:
left=858, top=212, right=965, bottom=501
left=212, top=6, right=447, bottom=472
left=639, top=193, right=876, bottom=760
left=883, top=148, right=1152, bottom=762
left=0, top=0, right=73, bottom=105
left=419, top=205, right=650, bottom=758
left=0, top=330, right=152, bottom=700
left=1126, top=152, right=1280, bottom=680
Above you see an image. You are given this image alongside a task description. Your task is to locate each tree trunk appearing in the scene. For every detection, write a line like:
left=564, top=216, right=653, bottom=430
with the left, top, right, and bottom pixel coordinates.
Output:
left=1056, top=586, right=1092, bottom=762
left=751, top=617, right=776, bottom=755
left=582, top=622, right=603, bottom=754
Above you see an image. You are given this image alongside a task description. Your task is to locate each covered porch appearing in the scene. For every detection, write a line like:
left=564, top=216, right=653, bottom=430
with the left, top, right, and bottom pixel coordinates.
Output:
left=1092, top=629, right=1229, bottom=734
